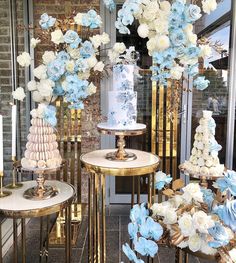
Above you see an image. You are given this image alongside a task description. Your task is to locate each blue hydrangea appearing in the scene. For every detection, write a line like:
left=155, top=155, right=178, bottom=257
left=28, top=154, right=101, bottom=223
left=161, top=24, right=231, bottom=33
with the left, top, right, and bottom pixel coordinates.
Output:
left=201, top=188, right=214, bottom=210
left=80, top=41, right=95, bottom=59
left=82, top=10, right=102, bottom=29
left=76, top=58, right=89, bottom=73
left=47, top=59, right=65, bottom=81
left=170, top=28, right=187, bottom=47
left=215, top=170, right=236, bottom=196
left=53, top=82, right=65, bottom=96
left=103, top=0, right=116, bottom=12
left=64, top=30, right=82, bottom=49
left=39, top=13, right=56, bottom=30
left=184, top=4, right=201, bottom=23
left=208, top=222, right=230, bottom=248
left=193, top=76, right=210, bottom=90
left=43, top=105, right=57, bottom=126
left=185, top=45, right=200, bottom=59
left=57, top=51, right=70, bottom=61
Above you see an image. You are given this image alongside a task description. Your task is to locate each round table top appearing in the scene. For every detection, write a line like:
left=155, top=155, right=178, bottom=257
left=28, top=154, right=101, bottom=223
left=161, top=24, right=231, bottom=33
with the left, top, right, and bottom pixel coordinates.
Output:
left=81, top=149, right=160, bottom=176
left=97, top=123, right=146, bottom=136
left=0, top=180, right=75, bottom=218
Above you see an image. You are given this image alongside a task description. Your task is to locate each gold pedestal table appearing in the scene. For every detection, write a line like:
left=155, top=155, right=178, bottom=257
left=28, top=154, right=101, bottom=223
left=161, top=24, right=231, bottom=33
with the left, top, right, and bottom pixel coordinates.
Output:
left=81, top=149, right=160, bottom=263
left=0, top=180, right=75, bottom=263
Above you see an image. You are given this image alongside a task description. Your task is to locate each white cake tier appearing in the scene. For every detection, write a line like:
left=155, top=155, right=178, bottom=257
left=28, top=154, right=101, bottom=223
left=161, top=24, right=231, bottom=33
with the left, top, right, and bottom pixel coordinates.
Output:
left=31, top=118, right=50, bottom=127
left=26, top=142, right=58, bottom=152
left=29, top=126, right=54, bottom=135
left=24, top=149, right=60, bottom=161
left=27, top=134, right=57, bottom=143
left=21, top=157, right=62, bottom=169
left=108, top=90, right=137, bottom=128
left=113, top=64, right=134, bottom=91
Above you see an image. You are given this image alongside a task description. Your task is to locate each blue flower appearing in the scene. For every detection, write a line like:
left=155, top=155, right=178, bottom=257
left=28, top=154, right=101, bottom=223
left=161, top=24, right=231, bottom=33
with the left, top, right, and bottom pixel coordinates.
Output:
left=43, top=105, right=57, bottom=127
left=184, top=4, right=201, bottom=22
left=82, top=10, right=102, bottom=29
left=115, top=20, right=130, bottom=34
left=139, top=217, right=163, bottom=241
left=122, top=243, right=144, bottom=263
left=39, top=13, right=56, bottom=30
left=170, top=28, right=186, bottom=47
left=215, top=170, right=236, bottom=196
left=122, top=12, right=134, bottom=26
left=214, top=200, right=236, bottom=232
left=175, top=45, right=186, bottom=59
left=76, top=58, right=89, bottom=72
left=80, top=41, right=95, bottom=59
left=193, top=76, right=210, bottom=90
left=187, top=63, right=199, bottom=76
left=130, top=203, right=149, bottom=224
left=201, top=188, right=214, bottom=210
left=134, top=237, right=158, bottom=257
left=57, top=51, right=70, bottom=61
left=209, top=138, right=222, bottom=152
left=208, top=118, right=216, bottom=135
left=171, top=1, right=185, bottom=15
left=103, top=0, right=116, bottom=11
left=128, top=222, right=138, bottom=239
left=53, top=82, right=65, bottom=96
left=185, top=45, right=200, bottom=59
left=47, top=59, right=65, bottom=81
left=154, top=171, right=172, bottom=190
left=64, top=30, right=82, bottom=49
left=208, top=222, right=230, bottom=248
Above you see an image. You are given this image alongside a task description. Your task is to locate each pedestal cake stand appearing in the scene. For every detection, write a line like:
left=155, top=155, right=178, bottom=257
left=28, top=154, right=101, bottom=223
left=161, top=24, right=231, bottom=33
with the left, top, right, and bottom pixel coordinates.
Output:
left=97, top=123, right=146, bottom=161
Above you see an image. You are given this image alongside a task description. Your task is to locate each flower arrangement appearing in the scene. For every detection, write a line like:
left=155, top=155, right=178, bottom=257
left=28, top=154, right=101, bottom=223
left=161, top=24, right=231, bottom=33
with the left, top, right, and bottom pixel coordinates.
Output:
left=115, top=0, right=218, bottom=89
left=123, top=170, right=236, bottom=263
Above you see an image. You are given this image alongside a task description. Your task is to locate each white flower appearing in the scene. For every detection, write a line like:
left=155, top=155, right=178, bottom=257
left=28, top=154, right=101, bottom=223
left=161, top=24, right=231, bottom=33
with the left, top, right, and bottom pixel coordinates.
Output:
left=178, top=213, right=195, bottom=237
left=108, top=50, right=119, bottom=63
left=156, top=35, right=170, bottom=51
left=51, top=29, right=64, bottom=45
left=187, top=32, right=197, bottom=44
left=143, top=2, right=159, bottom=20
left=229, top=248, right=236, bottom=262
left=137, top=24, right=149, bottom=38
left=87, top=56, right=97, bottom=68
left=200, top=44, right=212, bottom=58
left=74, top=13, right=84, bottom=25
left=66, top=60, right=75, bottom=73
left=33, top=64, right=47, bottom=80
left=151, top=201, right=172, bottom=217
left=78, top=70, right=90, bottom=80
left=113, top=42, right=126, bottom=54
left=169, top=195, right=184, bottom=208
left=30, top=38, right=41, bottom=48
left=87, top=82, right=97, bottom=95
left=163, top=208, right=177, bottom=225
left=32, top=90, right=44, bottom=103
left=27, top=80, right=37, bottom=91
left=192, top=211, right=215, bottom=234
left=67, top=46, right=80, bottom=59
left=170, top=65, right=184, bottom=80
left=12, top=87, right=26, bottom=101
left=30, top=108, right=38, bottom=118
left=94, top=61, right=105, bottom=72
left=188, top=234, right=202, bottom=252
left=160, top=1, right=171, bottom=12
left=154, top=19, right=168, bottom=35
left=100, top=32, right=110, bottom=45
left=147, top=37, right=157, bottom=55
left=37, top=79, right=55, bottom=97
left=42, top=51, right=56, bottom=65
left=182, top=183, right=203, bottom=203
left=200, top=241, right=217, bottom=255
left=17, top=52, right=31, bottom=67
left=184, top=24, right=193, bottom=34
left=202, top=0, right=217, bottom=14
left=178, top=241, right=188, bottom=249
left=90, top=35, right=102, bottom=49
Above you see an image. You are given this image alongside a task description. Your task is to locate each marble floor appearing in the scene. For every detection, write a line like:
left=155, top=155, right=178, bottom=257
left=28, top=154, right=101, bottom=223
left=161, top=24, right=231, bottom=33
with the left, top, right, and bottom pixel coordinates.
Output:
left=3, top=205, right=215, bottom=263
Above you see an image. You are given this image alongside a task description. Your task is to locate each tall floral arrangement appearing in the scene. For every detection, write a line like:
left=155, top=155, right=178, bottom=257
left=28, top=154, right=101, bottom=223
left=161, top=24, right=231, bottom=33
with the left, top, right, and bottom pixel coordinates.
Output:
left=123, top=170, right=236, bottom=263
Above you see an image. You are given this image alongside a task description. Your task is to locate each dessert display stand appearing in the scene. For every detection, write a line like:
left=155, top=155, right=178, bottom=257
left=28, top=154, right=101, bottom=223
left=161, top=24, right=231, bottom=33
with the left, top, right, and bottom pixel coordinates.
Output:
left=81, top=149, right=160, bottom=263
left=0, top=180, right=75, bottom=263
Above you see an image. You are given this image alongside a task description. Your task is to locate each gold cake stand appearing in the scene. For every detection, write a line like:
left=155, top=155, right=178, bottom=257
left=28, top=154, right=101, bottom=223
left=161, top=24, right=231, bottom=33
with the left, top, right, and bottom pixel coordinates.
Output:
left=97, top=123, right=146, bottom=161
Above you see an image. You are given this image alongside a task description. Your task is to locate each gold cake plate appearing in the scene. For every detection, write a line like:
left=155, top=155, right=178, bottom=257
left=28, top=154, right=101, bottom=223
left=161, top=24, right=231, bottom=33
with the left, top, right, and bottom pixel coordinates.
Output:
left=97, top=123, right=146, bottom=162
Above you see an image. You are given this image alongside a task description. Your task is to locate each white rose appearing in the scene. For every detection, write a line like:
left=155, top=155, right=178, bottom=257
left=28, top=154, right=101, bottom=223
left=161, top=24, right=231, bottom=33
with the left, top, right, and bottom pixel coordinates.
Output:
left=42, top=51, right=56, bottom=65
left=182, top=183, right=203, bottom=203
left=147, top=37, right=157, bottom=55
left=108, top=50, right=119, bottom=63
left=101, top=32, right=110, bottom=45
left=160, top=1, right=171, bottom=12
left=170, top=195, right=184, bottom=208
left=74, top=13, right=84, bottom=25
left=12, top=87, right=26, bottom=101
left=37, top=79, right=55, bottom=97
left=178, top=241, right=188, bottom=249
left=229, top=248, right=236, bottom=262
left=78, top=70, right=90, bottom=80
left=200, top=44, right=212, bottom=58
left=87, top=82, right=97, bottom=95
left=170, top=65, right=184, bottom=80
left=87, top=56, right=97, bottom=68
left=67, top=46, right=80, bottom=59
left=113, top=42, right=126, bottom=54
left=151, top=201, right=172, bottom=217
left=154, top=19, right=168, bottom=35
left=200, top=241, right=217, bottom=255
left=163, top=208, right=177, bottom=225
left=90, top=35, right=102, bottom=49
left=17, top=52, right=31, bottom=67
left=94, top=61, right=105, bottom=72
left=30, top=38, right=41, bottom=48
left=192, top=211, right=215, bottom=234
left=184, top=24, right=193, bottom=34
left=187, top=32, right=197, bottom=44
left=32, top=90, right=44, bottom=103
left=143, top=2, right=159, bottom=20
left=66, top=60, right=75, bottom=73
left=27, top=80, right=37, bottom=91
left=33, top=64, right=47, bottom=80
left=156, top=35, right=170, bottom=51
left=51, top=29, right=64, bottom=45
left=137, top=24, right=149, bottom=38
left=188, top=234, right=202, bottom=252
left=202, top=0, right=217, bottom=14
left=37, top=103, right=47, bottom=118
left=178, top=213, right=195, bottom=237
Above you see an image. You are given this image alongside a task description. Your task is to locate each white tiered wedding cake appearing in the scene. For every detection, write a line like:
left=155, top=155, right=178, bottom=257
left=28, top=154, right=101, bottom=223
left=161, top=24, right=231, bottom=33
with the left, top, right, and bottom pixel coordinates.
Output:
left=180, top=110, right=224, bottom=178
left=107, top=64, right=137, bottom=129
left=21, top=106, right=62, bottom=170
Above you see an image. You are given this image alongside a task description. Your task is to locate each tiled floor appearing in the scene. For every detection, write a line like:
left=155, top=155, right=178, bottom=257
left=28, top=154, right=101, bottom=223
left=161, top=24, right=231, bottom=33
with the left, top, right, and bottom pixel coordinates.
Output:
left=3, top=205, right=215, bottom=263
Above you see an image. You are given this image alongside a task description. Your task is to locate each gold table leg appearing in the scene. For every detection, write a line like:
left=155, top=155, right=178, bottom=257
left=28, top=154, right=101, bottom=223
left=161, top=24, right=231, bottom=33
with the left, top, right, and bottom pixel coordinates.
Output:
left=95, top=173, right=100, bottom=263
left=88, top=173, right=93, bottom=263
left=93, top=173, right=97, bottom=262
left=131, top=177, right=135, bottom=207
left=13, top=219, right=18, bottom=263
left=137, top=176, right=140, bottom=205
left=101, top=174, right=106, bottom=263
left=0, top=222, right=2, bottom=263
left=39, top=217, right=43, bottom=263
left=21, top=219, right=26, bottom=263
left=65, top=205, right=72, bottom=263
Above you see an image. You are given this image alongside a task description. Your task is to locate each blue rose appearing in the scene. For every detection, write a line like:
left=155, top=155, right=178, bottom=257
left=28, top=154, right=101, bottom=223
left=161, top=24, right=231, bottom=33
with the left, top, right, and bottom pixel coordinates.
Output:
left=193, top=76, right=210, bottom=90
left=39, top=13, right=56, bottom=30
left=208, top=222, right=230, bottom=248
left=169, top=28, right=186, bottom=47
left=122, top=12, right=134, bottom=26
left=187, top=63, right=199, bottom=76
left=47, top=59, right=65, bottom=81
left=176, top=45, right=186, bottom=59
left=64, top=30, right=81, bottom=49
left=134, top=237, right=158, bottom=257
left=57, top=51, right=70, bottom=61
left=154, top=171, right=172, bottom=190
left=43, top=105, right=57, bottom=127
left=201, top=188, right=214, bottom=210
left=216, top=170, right=236, bottom=196
left=184, top=4, right=202, bottom=22
left=103, top=0, right=116, bottom=11
left=214, top=200, right=236, bottom=232
left=82, top=10, right=102, bottom=29
left=80, top=41, right=95, bottom=59
left=208, top=118, right=216, bottom=135
left=185, top=45, right=200, bottom=59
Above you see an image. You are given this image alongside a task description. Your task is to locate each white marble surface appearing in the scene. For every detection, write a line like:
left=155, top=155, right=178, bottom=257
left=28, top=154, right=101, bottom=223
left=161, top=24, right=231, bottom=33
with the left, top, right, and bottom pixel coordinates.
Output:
left=97, top=122, right=146, bottom=131
left=0, top=180, right=74, bottom=212
left=81, top=149, right=159, bottom=169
